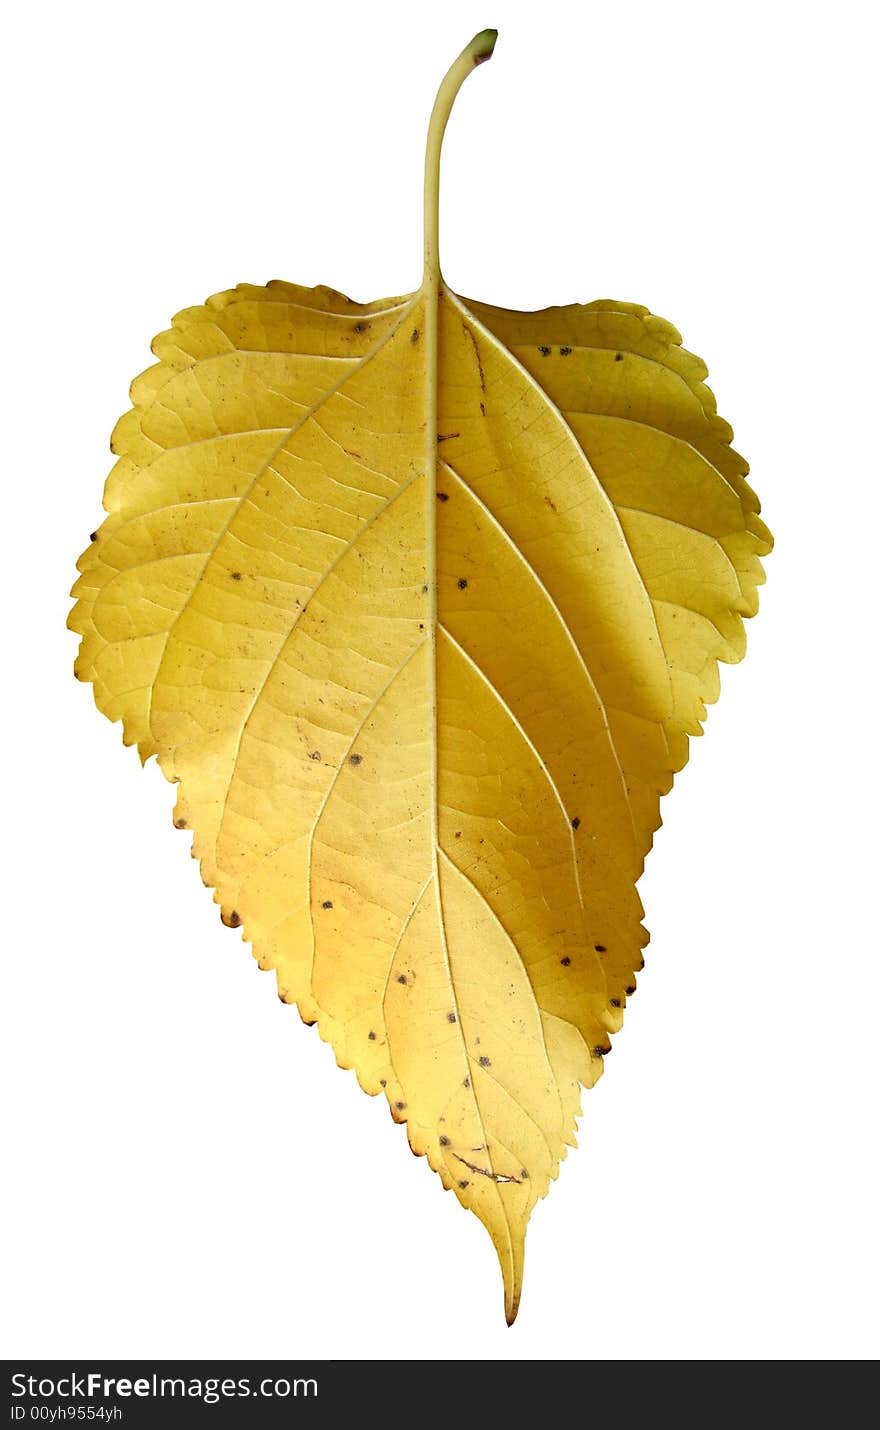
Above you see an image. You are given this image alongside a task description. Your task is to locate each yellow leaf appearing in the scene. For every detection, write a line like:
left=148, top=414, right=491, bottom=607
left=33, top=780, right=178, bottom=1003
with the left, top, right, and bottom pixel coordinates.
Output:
left=69, top=29, right=771, bottom=1325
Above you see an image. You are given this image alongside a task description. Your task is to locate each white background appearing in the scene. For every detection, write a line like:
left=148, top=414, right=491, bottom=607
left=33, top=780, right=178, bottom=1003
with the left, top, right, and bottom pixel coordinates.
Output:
left=2, top=0, right=878, bottom=1362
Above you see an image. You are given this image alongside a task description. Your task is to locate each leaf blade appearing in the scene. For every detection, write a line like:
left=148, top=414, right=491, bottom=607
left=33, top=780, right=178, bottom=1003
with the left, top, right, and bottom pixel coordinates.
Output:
left=72, top=273, right=769, bottom=1324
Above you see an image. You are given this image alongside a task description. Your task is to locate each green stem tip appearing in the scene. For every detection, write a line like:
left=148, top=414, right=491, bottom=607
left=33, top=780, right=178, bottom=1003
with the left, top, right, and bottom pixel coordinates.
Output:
left=469, top=28, right=498, bottom=64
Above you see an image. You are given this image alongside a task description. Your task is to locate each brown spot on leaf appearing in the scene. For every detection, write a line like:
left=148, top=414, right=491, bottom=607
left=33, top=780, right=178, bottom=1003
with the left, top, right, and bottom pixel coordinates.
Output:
left=463, top=1076, right=470, bottom=1089
left=353, top=320, right=370, bottom=333
left=545, top=495, right=557, bottom=512
left=222, top=910, right=241, bottom=928
left=379, top=1078, right=387, bottom=1087
left=436, top=491, right=449, bottom=502
left=457, top=578, right=468, bottom=590
left=615, top=352, right=624, bottom=361
left=437, top=432, right=460, bottom=443
left=368, top=1030, right=376, bottom=1040
left=230, top=571, right=242, bottom=581
left=560, top=956, right=571, bottom=967
left=595, top=943, right=607, bottom=953
left=560, top=346, right=572, bottom=356
left=478, top=1055, right=491, bottom=1068
left=309, top=750, right=322, bottom=762
left=571, top=816, right=580, bottom=830
left=447, top=1011, right=457, bottom=1023
left=396, top=973, right=407, bottom=985
left=395, top=1101, right=406, bottom=1111
left=454, top=1153, right=521, bottom=1184
left=410, top=328, right=421, bottom=343
left=610, top=998, right=621, bottom=1008
left=439, top=1135, right=450, bottom=1146
left=458, top=1180, right=470, bottom=1189
left=462, top=321, right=486, bottom=391
left=626, top=984, right=636, bottom=995
left=538, top=344, right=551, bottom=356
left=321, top=900, right=333, bottom=910
left=174, top=817, right=188, bottom=829
left=350, top=753, right=362, bottom=766
left=89, top=531, right=98, bottom=542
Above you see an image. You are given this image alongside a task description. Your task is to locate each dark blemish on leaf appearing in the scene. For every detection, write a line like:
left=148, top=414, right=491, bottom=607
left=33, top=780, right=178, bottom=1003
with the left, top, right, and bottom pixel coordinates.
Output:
left=436, top=491, right=449, bottom=502
left=447, top=1011, right=457, bottom=1023
left=419, top=623, right=424, bottom=630
left=439, top=1135, right=450, bottom=1146
left=437, top=432, right=460, bottom=443
left=615, top=352, right=624, bottom=361
left=322, top=900, right=333, bottom=910
left=395, top=1101, right=406, bottom=1111
left=230, top=571, right=242, bottom=581
left=595, top=943, right=607, bottom=953
left=350, top=753, right=362, bottom=766
left=610, top=998, right=621, bottom=1008
left=422, top=584, right=429, bottom=594
left=479, top=401, right=486, bottom=416
left=462, top=321, right=486, bottom=391
left=572, top=816, right=581, bottom=830
left=521, top=1169, right=529, bottom=1179
left=379, top=1078, right=387, bottom=1087
left=638, top=956, right=646, bottom=971
left=89, top=531, right=98, bottom=542
left=560, top=956, right=571, bottom=967
left=545, top=495, right=557, bottom=512
left=454, top=1154, right=521, bottom=1184
left=538, top=345, right=551, bottom=356
left=309, top=750, right=322, bottom=762
left=593, top=1045, right=607, bottom=1058
left=174, top=817, right=188, bottom=829
left=396, top=974, right=407, bottom=985
left=478, top=1055, right=491, bottom=1068
left=454, top=831, right=461, bottom=838
left=368, top=1030, right=376, bottom=1040
left=343, top=448, right=363, bottom=461
left=458, top=1180, right=470, bottom=1189
left=560, top=346, right=572, bottom=356
left=224, top=910, right=241, bottom=928
left=353, top=320, right=370, bottom=333
left=626, top=984, right=636, bottom=995
left=463, top=1076, right=470, bottom=1089
left=410, top=328, right=421, bottom=343
left=457, top=578, right=468, bottom=590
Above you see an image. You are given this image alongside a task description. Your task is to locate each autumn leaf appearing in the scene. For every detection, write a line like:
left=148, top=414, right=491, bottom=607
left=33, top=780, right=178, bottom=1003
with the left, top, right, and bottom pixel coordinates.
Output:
left=69, top=28, right=771, bottom=1324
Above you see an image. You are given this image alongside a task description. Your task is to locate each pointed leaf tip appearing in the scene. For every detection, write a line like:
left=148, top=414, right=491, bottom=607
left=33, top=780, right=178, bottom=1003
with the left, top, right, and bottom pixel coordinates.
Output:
left=496, top=1226, right=524, bottom=1326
